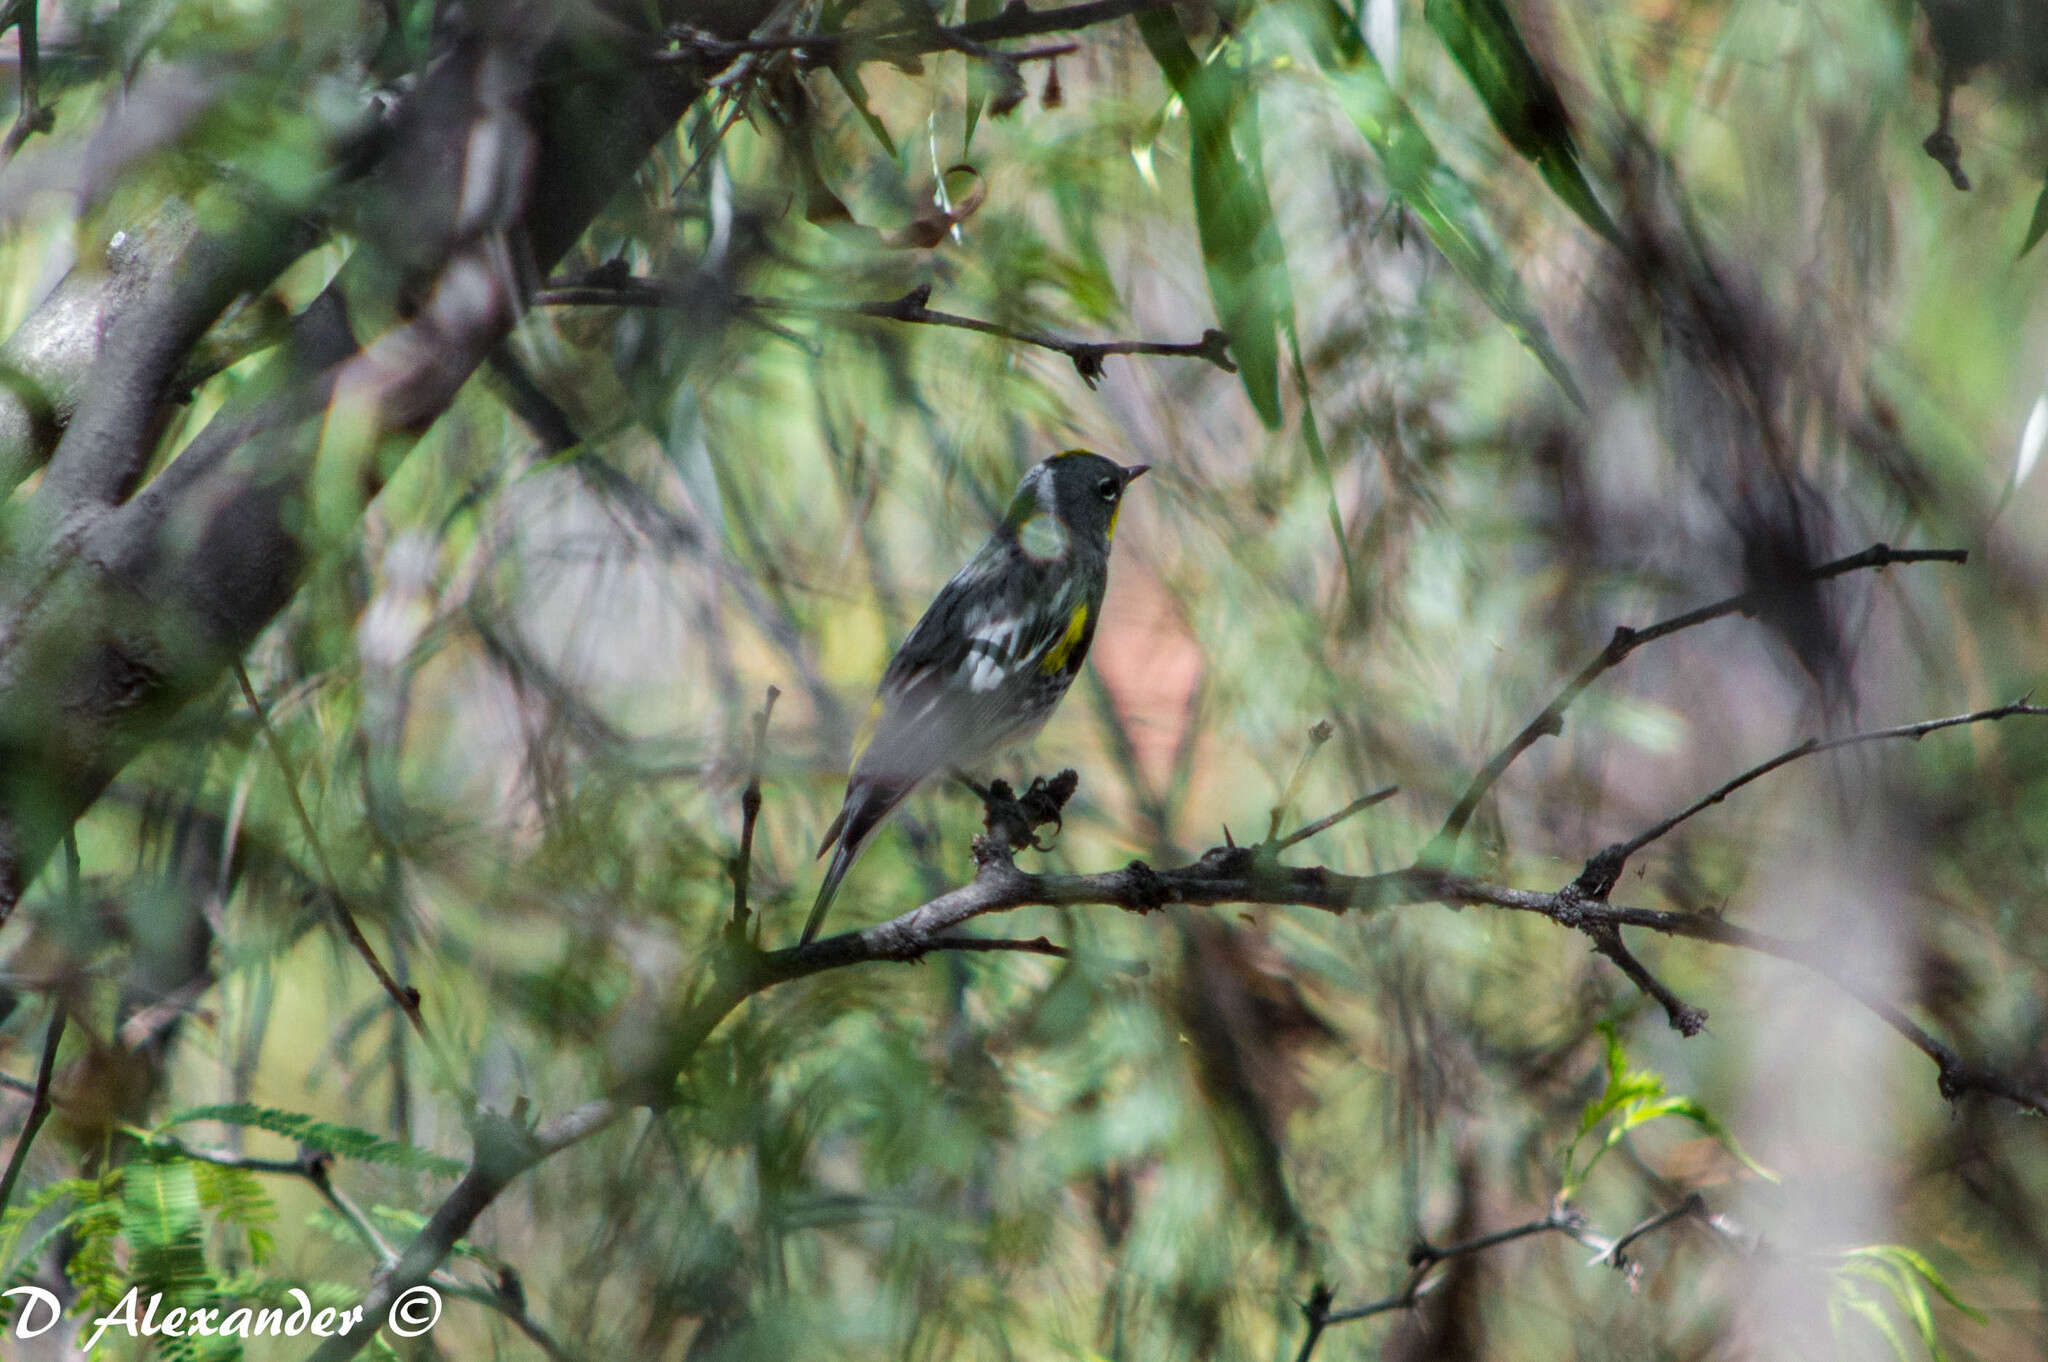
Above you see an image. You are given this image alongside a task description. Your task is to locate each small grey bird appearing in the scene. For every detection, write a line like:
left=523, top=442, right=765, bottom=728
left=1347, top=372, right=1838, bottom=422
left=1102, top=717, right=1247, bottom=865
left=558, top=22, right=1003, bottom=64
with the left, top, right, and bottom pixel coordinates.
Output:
left=802, top=450, right=1148, bottom=944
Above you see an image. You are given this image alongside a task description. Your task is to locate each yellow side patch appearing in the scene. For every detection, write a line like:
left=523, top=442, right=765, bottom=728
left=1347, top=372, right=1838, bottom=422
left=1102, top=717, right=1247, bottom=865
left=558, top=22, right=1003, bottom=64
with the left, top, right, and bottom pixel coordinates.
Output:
left=851, top=697, right=883, bottom=766
left=1040, top=602, right=1091, bottom=674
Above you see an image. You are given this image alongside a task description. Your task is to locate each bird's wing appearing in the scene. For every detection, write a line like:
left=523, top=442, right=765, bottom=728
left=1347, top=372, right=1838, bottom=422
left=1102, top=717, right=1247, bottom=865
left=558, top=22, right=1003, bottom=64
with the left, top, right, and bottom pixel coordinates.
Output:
left=854, top=546, right=1087, bottom=786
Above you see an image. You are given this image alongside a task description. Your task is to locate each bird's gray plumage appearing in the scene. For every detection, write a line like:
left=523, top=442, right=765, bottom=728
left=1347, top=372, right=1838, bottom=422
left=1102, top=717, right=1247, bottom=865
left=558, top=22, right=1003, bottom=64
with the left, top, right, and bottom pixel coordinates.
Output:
left=803, top=452, right=1146, bottom=944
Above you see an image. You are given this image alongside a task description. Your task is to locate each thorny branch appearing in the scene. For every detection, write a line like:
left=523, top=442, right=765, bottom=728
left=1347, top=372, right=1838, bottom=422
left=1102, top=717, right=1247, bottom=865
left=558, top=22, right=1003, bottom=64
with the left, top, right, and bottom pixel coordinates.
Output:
left=1425, top=543, right=1970, bottom=859
left=536, top=274, right=1237, bottom=388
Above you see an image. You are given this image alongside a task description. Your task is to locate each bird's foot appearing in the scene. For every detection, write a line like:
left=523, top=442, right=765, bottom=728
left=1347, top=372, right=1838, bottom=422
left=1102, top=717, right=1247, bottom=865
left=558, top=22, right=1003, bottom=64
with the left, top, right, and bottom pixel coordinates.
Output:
left=974, top=769, right=1080, bottom=855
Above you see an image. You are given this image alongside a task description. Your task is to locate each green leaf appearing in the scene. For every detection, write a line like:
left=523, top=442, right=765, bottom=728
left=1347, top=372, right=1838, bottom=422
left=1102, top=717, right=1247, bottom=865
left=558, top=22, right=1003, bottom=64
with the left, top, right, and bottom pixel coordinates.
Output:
left=832, top=64, right=898, bottom=159
left=65, top=1198, right=127, bottom=1318
left=2021, top=174, right=2048, bottom=258
left=0, top=1176, right=100, bottom=1270
left=1296, top=1, right=1586, bottom=408
left=1562, top=1024, right=1776, bottom=1195
left=120, top=1157, right=211, bottom=1297
left=1846, top=1246, right=1989, bottom=1325
left=1420, top=0, right=1620, bottom=245
left=1138, top=10, right=1288, bottom=428
left=962, top=0, right=1001, bottom=150
left=193, top=1161, right=279, bottom=1267
left=162, top=1103, right=464, bottom=1177
left=1837, top=1287, right=1918, bottom=1362
left=1285, top=322, right=1358, bottom=605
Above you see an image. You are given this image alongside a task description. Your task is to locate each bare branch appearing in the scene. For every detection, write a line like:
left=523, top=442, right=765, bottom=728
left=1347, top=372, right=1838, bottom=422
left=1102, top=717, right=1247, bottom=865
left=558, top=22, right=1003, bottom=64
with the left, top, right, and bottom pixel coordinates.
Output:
left=305, top=1100, right=624, bottom=1362
left=1425, top=543, right=1970, bottom=858
left=0, top=1004, right=65, bottom=1221
left=664, top=749, right=2048, bottom=1120
left=921, top=934, right=1071, bottom=958
left=0, top=0, right=53, bottom=162
left=658, top=0, right=1173, bottom=67
left=1274, top=786, right=1398, bottom=852
left=730, top=685, right=780, bottom=936
left=535, top=276, right=1237, bottom=387
left=1595, top=1192, right=1706, bottom=1271
left=1608, top=700, right=2048, bottom=867
left=1298, top=1198, right=1713, bottom=1357
left=233, top=664, right=424, bottom=1034
left=1584, top=923, right=1707, bottom=1037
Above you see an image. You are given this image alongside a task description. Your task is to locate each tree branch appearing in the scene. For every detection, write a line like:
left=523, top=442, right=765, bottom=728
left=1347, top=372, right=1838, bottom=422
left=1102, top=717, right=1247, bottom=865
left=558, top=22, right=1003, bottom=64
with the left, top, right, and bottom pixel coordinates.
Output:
left=1298, top=1197, right=1714, bottom=1357
left=0, top=1004, right=65, bottom=1221
left=729, top=685, right=779, bottom=936
left=659, top=0, right=1173, bottom=67
left=1424, top=544, right=1969, bottom=859
left=305, top=1100, right=623, bottom=1362
left=536, top=276, right=1236, bottom=387
left=1584, top=923, right=1707, bottom=1037
left=0, top=0, right=53, bottom=162
left=628, top=685, right=2048, bottom=1116
left=0, top=16, right=725, bottom=916
left=1605, top=700, right=2048, bottom=868
left=233, top=664, right=423, bottom=1032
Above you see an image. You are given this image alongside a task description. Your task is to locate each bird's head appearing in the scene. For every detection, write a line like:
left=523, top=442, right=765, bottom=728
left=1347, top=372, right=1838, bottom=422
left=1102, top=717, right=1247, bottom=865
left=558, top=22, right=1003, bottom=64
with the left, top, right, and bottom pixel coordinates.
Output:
left=1006, top=449, right=1149, bottom=557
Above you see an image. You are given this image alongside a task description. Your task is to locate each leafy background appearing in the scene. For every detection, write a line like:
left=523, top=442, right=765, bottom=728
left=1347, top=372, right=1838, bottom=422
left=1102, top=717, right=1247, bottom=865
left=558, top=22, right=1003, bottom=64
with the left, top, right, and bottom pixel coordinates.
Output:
left=0, top=0, right=2045, bottom=1358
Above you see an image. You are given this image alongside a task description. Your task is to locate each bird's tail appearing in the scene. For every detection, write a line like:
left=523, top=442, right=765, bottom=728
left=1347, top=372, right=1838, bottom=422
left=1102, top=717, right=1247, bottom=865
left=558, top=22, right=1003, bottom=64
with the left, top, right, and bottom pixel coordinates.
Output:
left=801, top=783, right=898, bottom=945
left=801, top=836, right=859, bottom=945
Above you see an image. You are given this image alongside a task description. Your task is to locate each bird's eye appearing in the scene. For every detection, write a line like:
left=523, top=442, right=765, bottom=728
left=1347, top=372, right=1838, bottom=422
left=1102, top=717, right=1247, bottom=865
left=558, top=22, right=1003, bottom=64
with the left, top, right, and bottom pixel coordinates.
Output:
left=1095, top=476, right=1121, bottom=501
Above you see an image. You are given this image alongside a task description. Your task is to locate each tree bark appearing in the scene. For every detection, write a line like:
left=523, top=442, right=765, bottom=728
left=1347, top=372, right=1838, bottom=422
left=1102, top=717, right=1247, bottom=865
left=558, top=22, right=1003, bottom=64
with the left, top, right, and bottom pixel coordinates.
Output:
left=0, top=4, right=777, bottom=912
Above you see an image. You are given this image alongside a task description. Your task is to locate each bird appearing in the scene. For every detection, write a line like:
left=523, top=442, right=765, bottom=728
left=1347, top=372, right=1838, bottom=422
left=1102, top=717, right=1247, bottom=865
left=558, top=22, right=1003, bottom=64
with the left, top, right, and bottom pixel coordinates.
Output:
left=801, top=450, right=1149, bottom=944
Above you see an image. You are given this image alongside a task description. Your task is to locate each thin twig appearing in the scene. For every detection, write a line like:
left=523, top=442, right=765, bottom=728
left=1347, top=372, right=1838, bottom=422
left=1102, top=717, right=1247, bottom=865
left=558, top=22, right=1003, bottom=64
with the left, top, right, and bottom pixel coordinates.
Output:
left=1267, top=720, right=1335, bottom=844
left=1426, top=544, right=1969, bottom=859
left=0, top=1006, right=66, bottom=1221
left=233, top=663, right=423, bottom=1034
left=1298, top=1202, right=1702, bottom=1356
left=0, top=0, right=52, bottom=162
left=1585, top=923, right=1707, bottom=1037
left=534, top=277, right=1236, bottom=387
left=1408, top=1210, right=1592, bottom=1270
left=1596, top=1192, right=1706, bottom=1269
left=437, top=1272, right=582, bottom=1362
left=921, top=934, right=1070, bottom=958
left=731, top=685, right=780, bottom=935
left=1274, top=786, right=1398, bottom=851
left=1611, top=700, right=2048, bottom=864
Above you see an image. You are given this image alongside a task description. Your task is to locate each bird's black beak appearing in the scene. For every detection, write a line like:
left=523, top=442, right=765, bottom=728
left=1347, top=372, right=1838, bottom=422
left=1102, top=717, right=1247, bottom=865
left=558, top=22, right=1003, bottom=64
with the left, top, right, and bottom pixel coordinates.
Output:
left=1120, top=463, right=1151, bottom=486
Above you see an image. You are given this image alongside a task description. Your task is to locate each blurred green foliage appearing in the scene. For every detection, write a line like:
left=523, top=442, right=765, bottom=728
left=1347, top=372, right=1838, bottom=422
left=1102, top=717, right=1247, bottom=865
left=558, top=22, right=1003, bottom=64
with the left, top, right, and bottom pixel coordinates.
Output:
left=0, top=0, right=2046, bottom=1359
